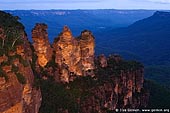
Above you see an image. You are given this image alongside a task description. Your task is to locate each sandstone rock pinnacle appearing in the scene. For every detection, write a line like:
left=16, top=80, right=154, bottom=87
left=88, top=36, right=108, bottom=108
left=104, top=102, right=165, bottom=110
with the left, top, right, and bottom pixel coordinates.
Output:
left=79, top=30, right=95, bottom=75
left=32, top=23, right=53, bottom=67
left=53, top=27, right=95, bottom=82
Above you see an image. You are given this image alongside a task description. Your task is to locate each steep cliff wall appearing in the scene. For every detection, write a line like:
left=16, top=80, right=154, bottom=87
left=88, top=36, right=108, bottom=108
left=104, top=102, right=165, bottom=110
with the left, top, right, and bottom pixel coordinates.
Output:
left=0, top=11, right=41, bottom=113
left=38, top=54, right=149, bottom=113
left=63, top=55, right=149, bottom=113
left=0, top=32, right=42, bottom=113
left=80, top=55, right=149, bottom=112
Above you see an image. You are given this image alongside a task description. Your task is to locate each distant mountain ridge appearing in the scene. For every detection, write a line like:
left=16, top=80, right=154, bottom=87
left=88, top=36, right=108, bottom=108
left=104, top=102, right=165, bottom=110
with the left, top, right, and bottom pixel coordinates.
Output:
left=5, top=9, right=155, bottom=42
left=6, top=9, right=155, bottom=16
left=95, top=11, right=170, bottom=88
left=128, top=11, right=170, bottom=32
left=96, top=11, right=170, bottom=66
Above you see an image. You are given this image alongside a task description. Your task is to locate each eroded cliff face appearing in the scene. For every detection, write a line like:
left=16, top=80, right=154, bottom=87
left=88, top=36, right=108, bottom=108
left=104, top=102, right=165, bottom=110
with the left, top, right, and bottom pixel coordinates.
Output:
left=0, top=12, right=41, bottom=113
left=75, top=55, right=149, bottom=113
left=80, top=70, right=148, bottom=113
left=0, top=34, right=42, bottom=113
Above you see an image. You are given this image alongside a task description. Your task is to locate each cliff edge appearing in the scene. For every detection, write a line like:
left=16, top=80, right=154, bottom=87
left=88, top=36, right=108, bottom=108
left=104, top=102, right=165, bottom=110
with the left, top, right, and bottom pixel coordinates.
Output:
left=0, top=11, right=41, bottom=113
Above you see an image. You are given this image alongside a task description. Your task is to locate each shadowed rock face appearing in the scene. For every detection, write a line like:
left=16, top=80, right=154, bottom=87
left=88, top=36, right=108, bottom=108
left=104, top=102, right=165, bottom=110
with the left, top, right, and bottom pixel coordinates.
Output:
left=0, top=11, right=41, bottom=113
left=79, top=30, right=95, bottom=76
left=32, top=23, right=53, bottom=67
left=98, top=54, right=108, bottom=68
left=79, top=56, right=149, bottom=113
left=0, top=61, right=42, bottom=113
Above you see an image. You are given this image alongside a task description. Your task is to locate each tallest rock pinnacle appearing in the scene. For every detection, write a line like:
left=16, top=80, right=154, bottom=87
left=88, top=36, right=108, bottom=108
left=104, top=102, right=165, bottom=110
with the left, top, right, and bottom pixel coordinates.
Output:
left=53, top=26, right=95, bottom=82
left=32, top=23, right=53, bottom=67
left=53, top=26, right=82, bottom=82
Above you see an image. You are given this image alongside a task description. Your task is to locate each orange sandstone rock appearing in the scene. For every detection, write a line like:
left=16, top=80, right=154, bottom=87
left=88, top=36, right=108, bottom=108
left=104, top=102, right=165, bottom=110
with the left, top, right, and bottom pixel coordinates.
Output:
left=32, top=23, right=53, bottom=67
left=53, top=26, right=95, bottom=82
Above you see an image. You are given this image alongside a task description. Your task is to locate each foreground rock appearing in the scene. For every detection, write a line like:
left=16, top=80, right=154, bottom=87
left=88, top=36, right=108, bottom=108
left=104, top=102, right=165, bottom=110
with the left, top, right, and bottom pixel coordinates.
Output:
left=0, top=11, right=41, bottom=113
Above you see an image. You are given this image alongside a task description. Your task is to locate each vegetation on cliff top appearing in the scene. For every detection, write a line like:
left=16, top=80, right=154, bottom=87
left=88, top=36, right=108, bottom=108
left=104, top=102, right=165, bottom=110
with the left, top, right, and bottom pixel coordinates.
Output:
left=0, top=11, right=27, bottom=84
left=38, top=55, right=144, bottom=113
left=95, top=55, right=143, bottom=78
left=145, top=79, right=170, bottom=108
left=0, top=11, right=24, bottom=53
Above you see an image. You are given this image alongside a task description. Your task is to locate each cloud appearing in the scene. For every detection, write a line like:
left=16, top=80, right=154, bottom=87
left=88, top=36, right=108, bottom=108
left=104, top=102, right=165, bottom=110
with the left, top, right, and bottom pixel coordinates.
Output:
left=146, top=0, right=170, bottom=4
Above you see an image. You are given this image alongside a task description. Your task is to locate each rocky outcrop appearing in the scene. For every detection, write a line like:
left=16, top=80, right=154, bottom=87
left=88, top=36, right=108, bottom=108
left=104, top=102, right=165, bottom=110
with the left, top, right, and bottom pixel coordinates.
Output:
left=53, top=26, right=82, bottom=83
left=0, top=11, right=41, bottom=113
left=53, top=26, right=95, bottom=83
left=79, top=30, right=95, bottom=76
left=79, top=56, right=149, bottom=113
left=0, top=40, right=42, bottom=113
left=32, top=23, right=53, bottom=67
left=30, top=24, right=148, bottom=112
left=97, top=54, right=107, bottom=68
left=0, top=64, right=41, bottom=113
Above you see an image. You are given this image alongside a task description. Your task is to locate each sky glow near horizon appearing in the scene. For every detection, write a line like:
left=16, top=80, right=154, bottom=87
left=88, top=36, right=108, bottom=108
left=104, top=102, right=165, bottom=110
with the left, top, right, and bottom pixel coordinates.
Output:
left=0, top=0, right=170, bottom=10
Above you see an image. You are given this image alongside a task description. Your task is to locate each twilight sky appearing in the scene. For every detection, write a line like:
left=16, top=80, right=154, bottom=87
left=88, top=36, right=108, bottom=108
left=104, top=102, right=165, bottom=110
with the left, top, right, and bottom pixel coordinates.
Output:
left=1, top=0, right=170, bottom=10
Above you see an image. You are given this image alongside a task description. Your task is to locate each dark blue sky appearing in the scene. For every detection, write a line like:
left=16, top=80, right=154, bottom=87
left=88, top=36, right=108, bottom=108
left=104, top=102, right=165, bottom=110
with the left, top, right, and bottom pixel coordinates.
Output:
left=1, top=0, right=170, bottom=10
